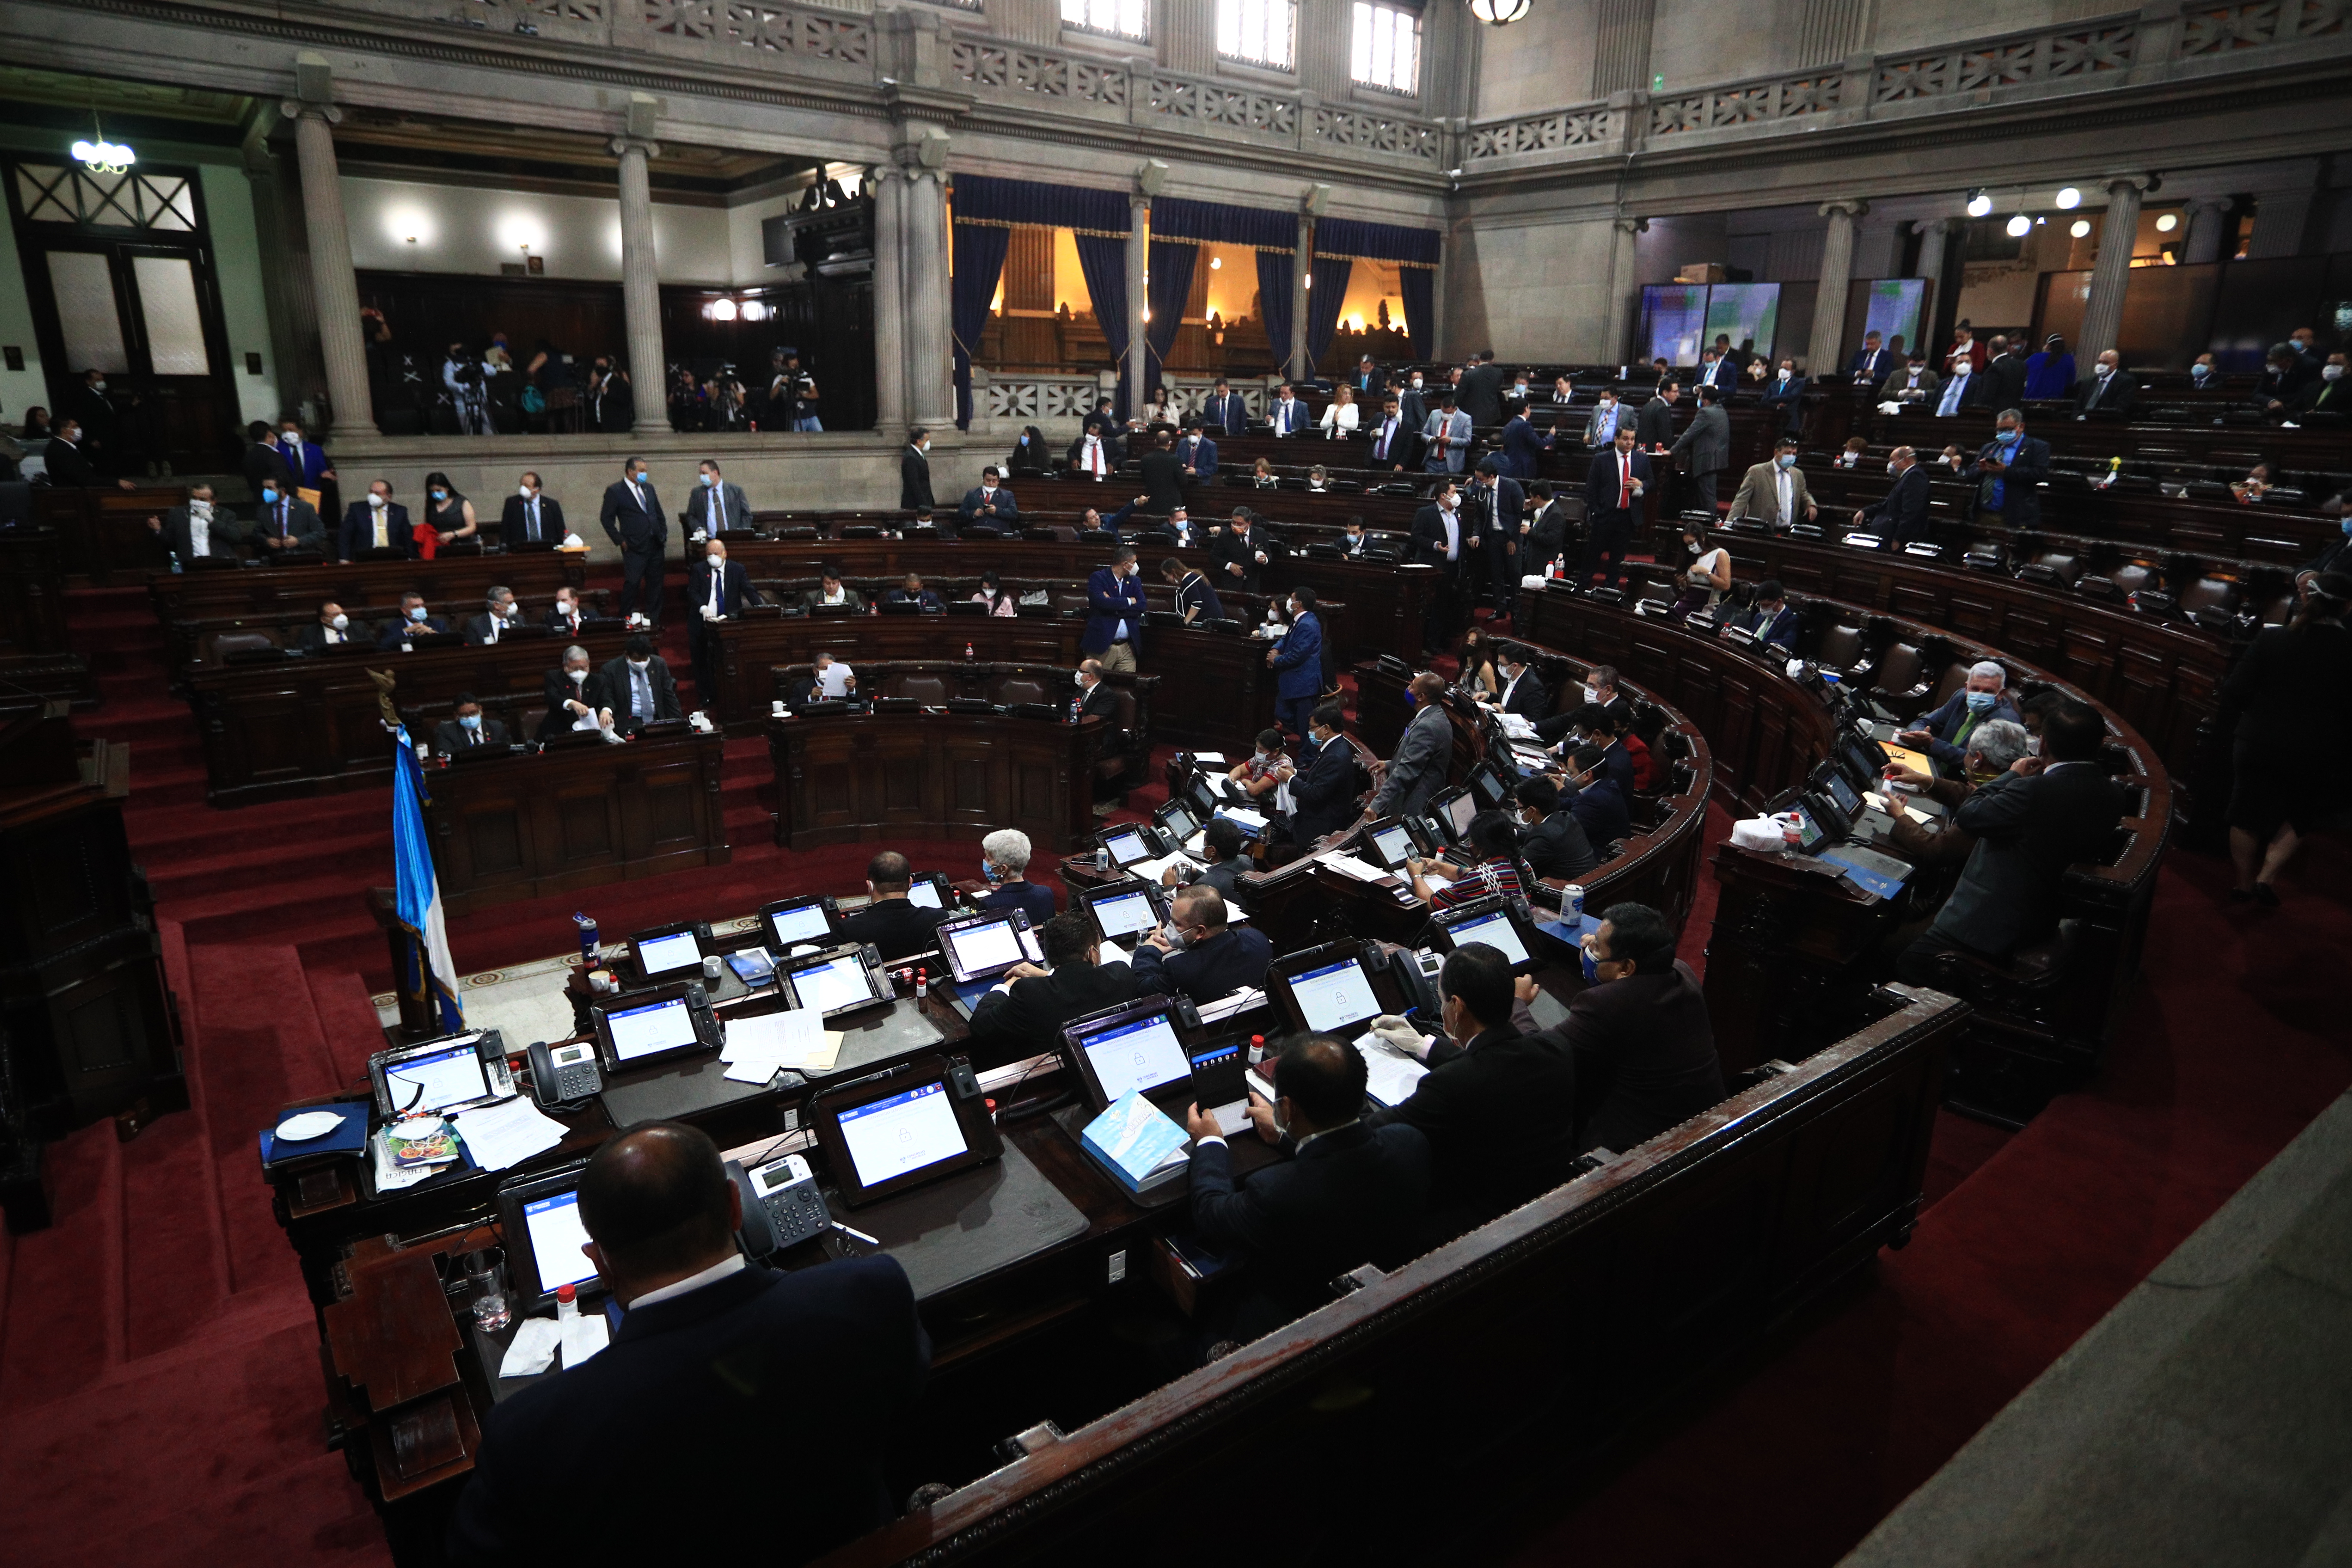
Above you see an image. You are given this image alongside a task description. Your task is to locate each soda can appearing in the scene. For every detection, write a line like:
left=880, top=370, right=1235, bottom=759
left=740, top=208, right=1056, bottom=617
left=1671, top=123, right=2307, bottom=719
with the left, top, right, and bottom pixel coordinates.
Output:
left=1562, top=884, right=1586, bottom=921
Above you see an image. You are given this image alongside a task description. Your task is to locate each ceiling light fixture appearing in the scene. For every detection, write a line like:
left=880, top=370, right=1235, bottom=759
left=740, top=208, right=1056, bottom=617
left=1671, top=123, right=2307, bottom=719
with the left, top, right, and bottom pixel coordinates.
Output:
left=2070, top=219, right=2092, bottom=238
left=2006, top=214, right=2032, bottom=238
left=710, top=298, right=738, bottom=322
left=72, top=111, right=135, bottom=177
left=2054, top=186, right=2081, bottom=210
left=1467, top=0, right=1531, bottom=25
left=2155, top=212, right=2179, bottom=233
left=1966, top=189, right=1993, bottom=218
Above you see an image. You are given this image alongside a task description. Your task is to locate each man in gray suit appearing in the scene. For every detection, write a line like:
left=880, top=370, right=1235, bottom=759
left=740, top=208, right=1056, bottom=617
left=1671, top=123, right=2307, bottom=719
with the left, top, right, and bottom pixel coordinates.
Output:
left=1896, top=700, right=2125, bottom=985
left=685, top=459, right=750, bottom=543
left=1669, top=384, right=1732, bottom=514
left=1421, top=395, right=1473, bottom=475
left=1366, top=672, right=1454, bottom=823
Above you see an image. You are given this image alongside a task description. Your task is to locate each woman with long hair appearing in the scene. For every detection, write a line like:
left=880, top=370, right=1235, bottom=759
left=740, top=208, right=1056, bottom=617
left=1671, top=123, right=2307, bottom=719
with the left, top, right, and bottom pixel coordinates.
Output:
left=2217, top=571, right=2352, bottom=903
left=971, top=569, right=1017, bottom=617
left=416, top=471, right=478, bottom=560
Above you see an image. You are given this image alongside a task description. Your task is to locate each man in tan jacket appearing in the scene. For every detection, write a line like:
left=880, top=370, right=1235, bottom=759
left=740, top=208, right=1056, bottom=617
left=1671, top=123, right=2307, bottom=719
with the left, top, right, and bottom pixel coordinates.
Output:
left=1727, top=435, right=1818, bottom=529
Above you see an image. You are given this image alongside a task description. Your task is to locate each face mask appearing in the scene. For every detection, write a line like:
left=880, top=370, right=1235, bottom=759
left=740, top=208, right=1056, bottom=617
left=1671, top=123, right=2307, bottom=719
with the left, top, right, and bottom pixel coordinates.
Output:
left=1583, top=685, right=1600, bottom=704
left=519, top=486, right=535, bottom=499
left=556, top=600, right=574, bottom=616
left=1776, top=453, right=1795, bottom=469
left=431, top=490, right=448, bottom=501
left=406, top=606, right=427, bottom=622
left=1159, top=923, right=1190, bottom=952
left=569, top=668, right=588, bottom=683
left=632, top=471, right=647, bottom=484
left=459, top=714, right=481, bottom=732
left=700, top=473, right=715, bottom=487
left=1600, top=398, right=1614, bottom=408
left=2192, top=366, right=2213, bottom=383
left=329, top=614, right=348, bottom=631
left=1513, top=383, right=1528, bottom=396
left=2027, top=735, right=2043, bottom=756
left=92, top=380, right=106, bottom=393
left=261, top=487, right=279, bottom=504
left=2328, top=365, right=2346, bottom=382
left=501, top=603, right=517, bottom=619
left=1410, top=377, right=1423, bottom=389
left=707, top=550, right=723, bottom=564
left=282, top=431, right=300, bottom=445
left=1965, top=689, right=1997, bottom=712
left=369, top=494, right=387, bottom=509
left=982, top=860, right=1000, bottom=883
left=628, top=659, right=650, bottom=672
left=2097, top=364, right=2114, bottom=378
left=1402, top=689, right=1418, bottom=709
left=1998, top=427, right=2021, bottom=444
left=1579, top=942, right=1603, bottom=984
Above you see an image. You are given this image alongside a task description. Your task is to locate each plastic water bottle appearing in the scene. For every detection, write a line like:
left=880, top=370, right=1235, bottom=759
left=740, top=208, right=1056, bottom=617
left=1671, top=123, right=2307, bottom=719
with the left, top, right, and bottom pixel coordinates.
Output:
left=573, top=912, right=599, bottom=962
left=916, top=967, right=928, bottom=999
left=1247, top=1034, right=1266, bottom=1067
left=555, top=1282, right=578, bottom=1324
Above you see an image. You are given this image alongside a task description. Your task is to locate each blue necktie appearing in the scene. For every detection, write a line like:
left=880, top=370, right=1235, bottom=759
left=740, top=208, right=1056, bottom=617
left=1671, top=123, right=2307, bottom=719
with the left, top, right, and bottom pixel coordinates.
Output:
left=1937, top=377, right=1964, bottom=416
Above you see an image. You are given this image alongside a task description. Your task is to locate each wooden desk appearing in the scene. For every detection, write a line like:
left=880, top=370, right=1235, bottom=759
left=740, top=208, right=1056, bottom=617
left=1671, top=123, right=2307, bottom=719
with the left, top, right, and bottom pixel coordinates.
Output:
left=0, top=529, right=93, bottom=707
left=183, top=625, right=635, bottom=806
left=33, top=484, right=184, bottom=584
left=767, top=707, right=1102, bottom=853
left=148, top=553, right=594, bottom=657
left=424, top=727, right=731, bottom=918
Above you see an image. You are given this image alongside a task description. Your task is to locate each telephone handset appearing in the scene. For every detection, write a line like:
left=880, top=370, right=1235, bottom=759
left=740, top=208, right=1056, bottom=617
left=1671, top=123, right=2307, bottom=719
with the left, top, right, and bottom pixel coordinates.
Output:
left=728, top=1153, right=833, bottom=1258
left=528, top=1039, right=604, bottom=1109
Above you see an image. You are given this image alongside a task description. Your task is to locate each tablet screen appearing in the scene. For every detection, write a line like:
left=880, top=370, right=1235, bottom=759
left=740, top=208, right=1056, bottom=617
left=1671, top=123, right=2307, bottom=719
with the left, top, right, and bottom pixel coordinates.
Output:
left=1371, top=824, right=1415, bottom=867
left=1446, top=908, right=1530, bottom=966
left=1446, top=792, right=1477, bottom=838
left=603, top=997, right=699, bottom=1061
left=636, top=931, right=703, bottom=976
left=942, top=917, right=1023, bottom=977
left=837, top=1081, right=969, bottom=1187
left=1092, top=888, right=1160, bottom=940
left=1289, top=956, right=1381, bottom=1034
left=765, top=903, right=833, bottom=946
left=1791, top=802, right=1825, bottom=849
left=788, top=954, right=874, bottom=1015
left=522, top=1188, right=600, bottom=1295
left=1076, top=1013, right=1190, bottom=1101
left=1101, top=829, right=1151, bottom=866
left=907, top=881, right=943, bottom=909
left=383, top=1041, right=490, bottom=1115
left=1819, top=768, right=1861, bottom=818
left=1160, top=803, right=1198, bottom=840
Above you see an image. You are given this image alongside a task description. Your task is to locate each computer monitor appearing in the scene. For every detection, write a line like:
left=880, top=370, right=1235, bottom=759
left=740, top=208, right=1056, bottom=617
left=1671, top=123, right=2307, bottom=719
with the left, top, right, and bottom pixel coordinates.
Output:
left=1787, top=798, right=1830, bottom=851
left=589, top=983, right=720, bottom=1072
left=1098, top=825, right=1155, bottom=867
left=1431, top=898, right=1534, bottom=970
left=1837, top=734, right=1885, bottom=795
left=1063, top=1001, right=1192, bottom=1110
left=1366, top=818, right=1417, bottom=870
left=1277, top=951, right=1385, bottom=1037
left=810, top=1055, right=1001, bottom=1207
left=630, top=921, right=709, bottom=980
left=497, top=1161, right=602, bottom=1308
left=778, top=943, right=892, bottom=1020
left=368, top=1031, right=511, bottom=1120
left=1086, top=884, right=1165, bottom=944
left=760, top=895, right=836, bottom=950
left=934, top=910, right=1032, bottom=983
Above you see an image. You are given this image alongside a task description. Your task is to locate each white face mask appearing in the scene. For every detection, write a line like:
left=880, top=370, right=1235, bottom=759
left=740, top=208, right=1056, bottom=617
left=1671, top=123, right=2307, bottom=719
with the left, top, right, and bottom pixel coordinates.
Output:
left=190, top=500, right=211, bottom=518
left=556, top=601, right=574, bottom=616
left=628, top=659, right=650, bottom=672
left=369, top=493, right=387, bottom=509
left=1410, top=377, right=1423, bottom=389
left=330, top=613, right=348, bottom=631
left=282, top=432, right=300, bottom=445
left=519, top=485, right=535, bottom=499
left=568, top=668, right=587, bottom=682
left=2327, top=365, right=2346, bottom=382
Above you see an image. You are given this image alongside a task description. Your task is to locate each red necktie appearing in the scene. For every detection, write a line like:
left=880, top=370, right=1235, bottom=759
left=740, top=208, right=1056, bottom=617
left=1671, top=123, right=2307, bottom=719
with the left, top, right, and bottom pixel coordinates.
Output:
left=1619, top=453, right=1632, bottom=510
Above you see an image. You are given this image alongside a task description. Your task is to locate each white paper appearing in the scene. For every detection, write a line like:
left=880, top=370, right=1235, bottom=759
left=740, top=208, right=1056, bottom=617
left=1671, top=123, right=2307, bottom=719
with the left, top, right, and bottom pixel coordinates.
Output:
left=1351, top=1032, right=1431, bottom=1107
left=1191, top=751, right=1226, bottom=765
left=451, top=1097, right=567, bottom=1174
left=1209, top=1098, right=1254, bottom=1137
left=560, top=1311, right=609, bottom=1368
left=1096, top=943, right=1134, bottom=967
left=1126, top=851, right=1195, bottom=886
left=723, top=1009, right=824, bottom=1066
left=500, top=1317, right=562, bottom=1378
left=570, top=709, right=602, bottom=733
left=1219, top=806, right=1268, bottom=830
left=1320, top=852, right=1390, bottom=883
left=1196, top=986, right=1266, bottom=1023
left=1499, top=714, right=1537, bottom=738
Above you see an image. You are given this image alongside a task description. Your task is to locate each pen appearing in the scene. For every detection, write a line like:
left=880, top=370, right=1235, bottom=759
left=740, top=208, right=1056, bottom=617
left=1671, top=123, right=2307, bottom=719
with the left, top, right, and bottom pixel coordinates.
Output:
left=831, top=1220, right=880, bottom=1247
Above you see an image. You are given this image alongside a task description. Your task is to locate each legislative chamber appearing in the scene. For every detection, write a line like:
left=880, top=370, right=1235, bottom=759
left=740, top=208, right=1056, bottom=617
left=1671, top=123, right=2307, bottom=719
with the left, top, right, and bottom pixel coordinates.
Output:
left=3, top=6, right=2348, bottom=1568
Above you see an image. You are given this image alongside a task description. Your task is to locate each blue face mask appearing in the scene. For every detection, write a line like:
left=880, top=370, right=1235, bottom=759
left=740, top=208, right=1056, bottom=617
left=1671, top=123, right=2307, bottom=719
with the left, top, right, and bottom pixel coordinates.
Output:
left=261, top=487, right=278, bottom=504
left=1997, top=428, right=2022, bottom=446
left=1775, top=453, right=1795, bottom=469
left=1965, top=689, right=1997, bottom=712
left=700, top=473, right=715, bottom=487
left=981, top=860, right=1000, bottom=883
left=1403, top=690, right=1418, bottom=708
left=1579, top=943, right=1602, bottom=983
left=2341, top=517, right=2352, bottom=536
left=407, top=606, right=428, bottom=622
left=431, top=489, right=448, bottom=501
left=458, top=713, right=481, bottom=731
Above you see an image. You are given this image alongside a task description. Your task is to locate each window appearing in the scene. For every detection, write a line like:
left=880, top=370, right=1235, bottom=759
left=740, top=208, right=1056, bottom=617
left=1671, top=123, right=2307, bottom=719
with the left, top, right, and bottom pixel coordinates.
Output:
left=1217, top=0, right=1296, bottom=70
left=14, top=164, right=196, bottom=232
left=1063, top=0, right=1148, bottom=39
left=1351, top=3, right=1419, bottom=94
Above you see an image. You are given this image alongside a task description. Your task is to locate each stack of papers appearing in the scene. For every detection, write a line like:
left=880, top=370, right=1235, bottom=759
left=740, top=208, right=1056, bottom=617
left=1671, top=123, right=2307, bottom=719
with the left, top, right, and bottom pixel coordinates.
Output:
left=1319, top=852, right=1390, bottom=883
left=1191, top=751, right=1227, bottom=766
left=1216, top=806, right=1268, bottom=832
left=721, top=1011, right=845, bottom=1084
left=1499, top=714, right=1537, bottom=739
left=1351, top=1030, right=1432, bottom=1108
left=450, top=1098, right=567, bottom=1173
left=1080, top=1091, right=1192, bottom=1196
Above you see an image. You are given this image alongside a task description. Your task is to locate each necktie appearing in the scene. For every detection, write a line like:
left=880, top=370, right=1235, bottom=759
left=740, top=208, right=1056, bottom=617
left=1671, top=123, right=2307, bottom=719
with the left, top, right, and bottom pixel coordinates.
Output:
left=373, top=510, right=389, bottom=550
left=469, top=729, right=480, bottom=747
left=1376, top=420, right=1392, bottom=459
left=1619, top=453, right=1632, bottom=510
left=629, top=481, right=644, bottom=512
left=1938, top=378, right=1964, bottom=416
left=529, top=499, right=540, bottom=540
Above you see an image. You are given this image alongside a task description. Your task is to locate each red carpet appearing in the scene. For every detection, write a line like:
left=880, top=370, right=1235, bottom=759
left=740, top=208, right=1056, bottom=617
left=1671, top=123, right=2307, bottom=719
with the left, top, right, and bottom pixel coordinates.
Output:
left=3, top=583, right=2345, bottom=1566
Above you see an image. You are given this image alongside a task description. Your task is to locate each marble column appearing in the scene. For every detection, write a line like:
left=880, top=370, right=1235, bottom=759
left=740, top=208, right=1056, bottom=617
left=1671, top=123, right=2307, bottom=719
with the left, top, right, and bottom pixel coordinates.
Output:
left=2180, top=196, right=2233, bottom=266
left=610, top=135, right=669, bottom=434
left=1290, top=212, right=1311, bottom=382
left=1807, top=198, right=1867, bottom=377
left=869, top=165, right=908, bottom=433
left=901, top=165, right=956, bottom=430
left=1608, top=216, right=1646, bottom=365
left=2077, top=175, right=2147, bottom=365
left=281, top=102, right=373, bottom=435
left=1911, top=216, right=1953, bottom=321
left=1127, top=194, right=1150, bottom=404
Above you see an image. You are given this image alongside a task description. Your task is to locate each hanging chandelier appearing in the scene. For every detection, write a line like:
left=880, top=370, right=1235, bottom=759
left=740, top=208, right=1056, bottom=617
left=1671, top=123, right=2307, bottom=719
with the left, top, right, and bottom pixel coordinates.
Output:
left=72, top=112, right=135, bottom=176
left=1467, top=0, right=1531, bottom=25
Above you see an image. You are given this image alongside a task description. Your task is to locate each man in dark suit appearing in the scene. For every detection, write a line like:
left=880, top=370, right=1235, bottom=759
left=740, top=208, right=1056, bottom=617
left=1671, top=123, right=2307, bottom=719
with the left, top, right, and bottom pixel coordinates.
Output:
left=686, top=459, right=750, bottom=540
left=970, top=911, right=1142, bottom=1054
left=1132, top=885, right=1271, bottom=1004
left=1467, top=458, right=1527, bottom=611
left=1562, top=742, right=1631, bottom=847
left=340, top=481, right=415, bottom=561
left=1898, top=701, right=2125, bottom=983
left=1983, top=336, right=2030, bottom=407
left=295, top=601, right=357, bottom=652
left=1758, top=358, right=1807, bottom=435
left=1137, top=431, right=1185, bottom=513
left=1582, top=427, right=1651, bottom=591
left=1492, top=646, right=1548, bottom=720
left=836, top=851, right=952, bottom=961
left=1458, top=350, right=1506, bottom=427
left=38, top=417, right=104, bottom=488
left=1965, top=410, right=2052, bottom=529
left=1364, top=393, right=1417, bottom=473
left=1856, top=444, right=1933, bottom=543
left=1072, top=658, right=1120, bottom=729
left=958, top=467, right=1019, bottom=532
left=2073, top=350, right=2138, bottom=416
left=1408, top=485, right=1470, bottom=650
left=2294, top=354, right=2349, bottom=416
left=1161, top=557, right=1226, bottom=624
left=1201, top=378, right=1249, bottom=437
left=1511, top=775, right=1599, bottom=882
left=598, top=457, right=666, bottom=630
left=1083, top=547, right=1148, bottom=673
left=1367, top=672, right=1452, bottom=822
left=1635, top=381, right=1679, bottom=450
left=1898, top=659, right=2025, bottom=771
left=274, top=416, right=334, bottom=501
left=433, top=692, right=510, bottom=756
left=899, top=427, right=935, bottom=513
left=1266, top=585, right=1323, bottom=740
left=502, top=471, right=567, bottom=549
left=1848, top=332, right=1893, bottom=385
left=1669, top=384, right=1731, bottom=514
left=1211, top=510, right=1279, bottom=594
left=463, top=586, right=528, bottom=645
left=1721, top=578, right=1800, bottom=652
left=1267, top=383, right=1309, bottom=438
left=885, top=572, right=944, bottom=612
left=1175, top=422, right=1219, bottom=480
left=600, top=635, right=682, bottom=734
left=540, top=643, right=613, bottom=740
left=545, top=587, right=600, bottom=639
left=446, top=1123, right=927, bottom=1565
left=146, top=482, right=235, bottom=565
left=376, top=592, right=446, bottom=649
left=688, top=539, right=759, bottom=704
left=1184, top=1035, right=1432, bottom=1341
left=1287, top=703, right=1362, bottom=846
left=242, top=421, right=295, bottom=499
left=1555, top=903, right=1724, bottom=1155
left=1525, top=482, right=1573, bottom=571
left=1364, top=943, right=1576, bottom=1237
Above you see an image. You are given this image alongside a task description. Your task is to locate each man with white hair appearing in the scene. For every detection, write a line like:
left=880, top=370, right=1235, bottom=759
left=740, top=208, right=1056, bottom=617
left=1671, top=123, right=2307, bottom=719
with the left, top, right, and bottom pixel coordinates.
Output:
left=1898, top=659, right=2023, bottom=773
left=977, top=829, right=1056, bottom=926
left=1883, top=719, right=2032, bottom=867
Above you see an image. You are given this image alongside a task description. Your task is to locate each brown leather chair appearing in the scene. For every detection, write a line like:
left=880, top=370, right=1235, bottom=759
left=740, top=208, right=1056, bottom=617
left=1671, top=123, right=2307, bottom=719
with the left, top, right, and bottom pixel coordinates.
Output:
left=211, top=631, right=280, bottom=656
left=891, top=673, right=950, bottom=704
left=1870, top=641, right=1925, bottom=703
left=991, top=675, right=1052, bottom=707
left=1815, top=624, right=1865, bottom=673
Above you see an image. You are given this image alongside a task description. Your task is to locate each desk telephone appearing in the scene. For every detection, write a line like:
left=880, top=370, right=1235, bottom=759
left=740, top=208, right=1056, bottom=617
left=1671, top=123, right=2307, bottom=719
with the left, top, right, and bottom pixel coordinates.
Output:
left=527, top=1040, right=603, bottom=1109
left=728, top=1153, right=834, bottom=1257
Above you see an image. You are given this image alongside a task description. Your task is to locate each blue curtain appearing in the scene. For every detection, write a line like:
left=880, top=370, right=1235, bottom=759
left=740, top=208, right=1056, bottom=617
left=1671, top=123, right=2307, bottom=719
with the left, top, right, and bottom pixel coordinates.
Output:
left=1073, top=234, right=1131, bottom=418
left=1144, top=239, right=1198, bottom=390
left=1256, top=248, right=1295, bottom=381
left=1303, top=254, right=1351, bottom=382
left=1314, top=216, right=1442, bottom=362
left=1151, top=197, right=1296, bottom=249
left=1397, top=265, right=1435, bottom=360
left=950, top=221, right=1011, bottom=430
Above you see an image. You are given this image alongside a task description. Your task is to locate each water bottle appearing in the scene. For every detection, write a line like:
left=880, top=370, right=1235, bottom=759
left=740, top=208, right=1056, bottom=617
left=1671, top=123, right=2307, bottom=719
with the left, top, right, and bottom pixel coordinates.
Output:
left=915, top=967, right=928, bottom=1000
left=1095, top=844, right=1109, bottom=872
left=573, top=911, right=599, bottom=963
left=1247, top=1034, right=1266, bottom=1067
left=555, top=1282, right=578, bottom=1325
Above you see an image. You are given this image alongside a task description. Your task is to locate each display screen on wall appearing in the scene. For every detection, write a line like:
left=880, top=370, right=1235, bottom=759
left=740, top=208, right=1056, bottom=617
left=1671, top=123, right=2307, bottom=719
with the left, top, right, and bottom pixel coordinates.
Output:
left=1703, top=283, right=1781, bottom=361
left=1863, top=278, right=1925, bottom=356
left=1639, top=285, right=1709, bottom=366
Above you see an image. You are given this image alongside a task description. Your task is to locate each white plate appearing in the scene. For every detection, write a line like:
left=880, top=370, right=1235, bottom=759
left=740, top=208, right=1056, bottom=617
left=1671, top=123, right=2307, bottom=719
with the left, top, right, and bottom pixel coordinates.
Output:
left=275, top=1110, right=346, bottom=1142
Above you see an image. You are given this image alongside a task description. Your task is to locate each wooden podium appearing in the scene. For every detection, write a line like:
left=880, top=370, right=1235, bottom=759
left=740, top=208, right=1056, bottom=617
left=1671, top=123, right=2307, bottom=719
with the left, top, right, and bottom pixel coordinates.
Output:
left=1701, top=839, right=1906, bottom=1078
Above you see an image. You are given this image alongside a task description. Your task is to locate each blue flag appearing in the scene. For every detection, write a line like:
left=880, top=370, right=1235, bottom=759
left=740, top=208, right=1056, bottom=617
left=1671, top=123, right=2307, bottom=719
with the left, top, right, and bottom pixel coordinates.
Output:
left=392, top=726, right=465, bottom=1033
